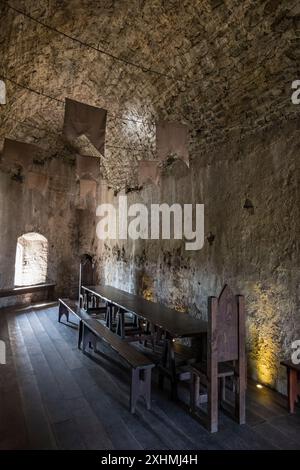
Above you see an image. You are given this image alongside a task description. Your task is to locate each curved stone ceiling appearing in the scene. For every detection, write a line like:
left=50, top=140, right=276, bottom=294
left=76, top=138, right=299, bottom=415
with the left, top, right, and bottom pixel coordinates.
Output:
left=0, top=0, right=299, bottom=189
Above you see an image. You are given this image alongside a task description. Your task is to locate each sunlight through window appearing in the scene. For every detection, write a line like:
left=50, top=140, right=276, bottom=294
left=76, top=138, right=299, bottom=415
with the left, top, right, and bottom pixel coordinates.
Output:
left=14, top=233, right=48, bottom=286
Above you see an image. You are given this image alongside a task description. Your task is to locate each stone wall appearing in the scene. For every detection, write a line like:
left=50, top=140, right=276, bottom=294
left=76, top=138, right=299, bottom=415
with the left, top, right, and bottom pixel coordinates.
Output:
left=0, top=0, right=299, bottom=392
left=85, top=118, right=299, bottom=393
left=0, top=154, right=79, bottom=298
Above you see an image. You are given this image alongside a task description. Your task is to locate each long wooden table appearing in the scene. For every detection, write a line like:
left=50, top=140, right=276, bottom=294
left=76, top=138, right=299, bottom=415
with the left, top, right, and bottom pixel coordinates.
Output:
left=82, top=284, right=207, bottom=338
left=81, top=284, right=207, bottom=398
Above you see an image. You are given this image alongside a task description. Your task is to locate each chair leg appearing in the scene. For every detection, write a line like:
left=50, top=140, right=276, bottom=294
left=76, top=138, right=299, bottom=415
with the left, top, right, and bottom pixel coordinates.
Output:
left=287, top=368, right=298, bottom=413
left=190, top=373, right=200, bottom=412
left=235, top=368, right=246, bottom=424
left=236, top=379, right=246, bottom=424
left=220, top=376, right=226, bottom=403
left=208, top=374, right=218, bottom=433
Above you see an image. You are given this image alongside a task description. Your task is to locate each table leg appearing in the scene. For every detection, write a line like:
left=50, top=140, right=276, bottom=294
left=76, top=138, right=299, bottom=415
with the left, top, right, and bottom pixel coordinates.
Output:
left=150, top=323, right=155, bottom=351
left=108, top=305, right=115, bottom=331
left=120, top=310, right=125, bottom=338
left=86, top=291, right=90, bottom=310
left=116, top=309, right=125, bottom=338
left=169, top=339, right=178, bottom=400
left=106, top=304, right=113, bottom=330
left=159, top=336, right=178, bottom=400
left=190, top=373, right=200, bottom=411
left=159, top=336, right=168, bottom=390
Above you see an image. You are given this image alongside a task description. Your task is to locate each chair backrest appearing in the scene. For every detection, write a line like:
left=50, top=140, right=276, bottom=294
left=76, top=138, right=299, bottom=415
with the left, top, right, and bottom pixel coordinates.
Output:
left=208, top=284, right=245, bottom=364
left=217, top=285, right=239, bottom=362
left=78, top=254, right=94, bottom=300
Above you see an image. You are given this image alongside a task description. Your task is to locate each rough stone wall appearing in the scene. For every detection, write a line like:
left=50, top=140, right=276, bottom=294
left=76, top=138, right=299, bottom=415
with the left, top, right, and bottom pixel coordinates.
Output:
left=0, top=154, right=79, bottom=298
left=91, top=119, right=299, bottom=393
left=0, top=0, right=299, bottom=392
left=1, top=1, right=300, bottom=189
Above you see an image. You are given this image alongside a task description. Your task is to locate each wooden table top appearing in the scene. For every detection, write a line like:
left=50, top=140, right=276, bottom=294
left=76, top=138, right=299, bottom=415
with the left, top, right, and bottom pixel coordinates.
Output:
left=82, top=284, right=207, bottom=339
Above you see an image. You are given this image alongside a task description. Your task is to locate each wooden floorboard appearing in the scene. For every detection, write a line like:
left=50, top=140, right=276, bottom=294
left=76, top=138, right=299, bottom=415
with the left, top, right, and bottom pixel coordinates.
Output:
left=26, top=310, right=114, bottom=450
left=3, top=310, right=56, bottom=449
left=251, top=421, right=300, bottom=450
left=70, top=366, right=143, bottom=450
left=1, top=303, right=300, bottom=450
left=0, top=310, right=29, bottom=450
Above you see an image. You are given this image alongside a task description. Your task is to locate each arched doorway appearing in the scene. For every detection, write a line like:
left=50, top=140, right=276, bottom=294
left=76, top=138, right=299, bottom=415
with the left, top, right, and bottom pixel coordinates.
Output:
left=14, top=232, right=48, bottom=286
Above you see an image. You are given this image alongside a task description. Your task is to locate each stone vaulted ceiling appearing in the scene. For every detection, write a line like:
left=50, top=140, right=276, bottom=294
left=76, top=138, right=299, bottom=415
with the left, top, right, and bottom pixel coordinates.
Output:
left=0, top=0, right=299, bottom=189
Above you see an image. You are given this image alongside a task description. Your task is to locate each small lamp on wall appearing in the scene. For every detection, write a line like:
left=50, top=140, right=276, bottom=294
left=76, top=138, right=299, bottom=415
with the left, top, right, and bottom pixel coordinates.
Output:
left=0, top=80, right=6, bottom=104
left=207, top=232, right=215, bottom=246
left=243, top=198, right=254, bottom=215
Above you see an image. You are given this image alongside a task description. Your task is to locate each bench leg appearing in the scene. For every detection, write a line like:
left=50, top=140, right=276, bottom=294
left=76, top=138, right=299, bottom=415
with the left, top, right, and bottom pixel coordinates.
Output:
left=82, top=326, right=97, bottom=353
left=287, top=368, right=298, bottom=413
left=130, top=367, right=152, bottom=413
left=78, top=320, right=83, bottom=349
left=58, top=303, right=69, bottom=323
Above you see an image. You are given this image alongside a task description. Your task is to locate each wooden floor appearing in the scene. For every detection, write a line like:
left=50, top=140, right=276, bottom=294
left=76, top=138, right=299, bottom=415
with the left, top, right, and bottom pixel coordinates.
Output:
left=1, top=303, right=300, bottom=450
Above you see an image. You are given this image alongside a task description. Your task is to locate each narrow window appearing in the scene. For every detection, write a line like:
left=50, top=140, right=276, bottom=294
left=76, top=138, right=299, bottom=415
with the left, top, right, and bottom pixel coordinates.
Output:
left=14, top=233, right=48, bottom=286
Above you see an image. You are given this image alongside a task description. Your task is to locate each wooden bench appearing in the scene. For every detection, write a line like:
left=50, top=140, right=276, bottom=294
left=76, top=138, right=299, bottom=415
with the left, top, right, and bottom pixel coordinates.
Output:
left=58, top=298, right=107, bottom=348
left=0, top=282, right=55, bottom=299
left=281, top=360, right=300, bottom=413
left=82, top=318, right=155, bottom=413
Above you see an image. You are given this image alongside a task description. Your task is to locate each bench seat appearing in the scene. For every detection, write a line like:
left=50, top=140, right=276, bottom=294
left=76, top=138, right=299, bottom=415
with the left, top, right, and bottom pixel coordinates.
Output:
left=0, top=282, right=55, bottom=298
left=58, top=298, right=105, bottom=348
left=58, top=298, right=155, bottom=413
left=83, top=318, right=154, bottom=369
left=58, top=298, right=90, bottom=322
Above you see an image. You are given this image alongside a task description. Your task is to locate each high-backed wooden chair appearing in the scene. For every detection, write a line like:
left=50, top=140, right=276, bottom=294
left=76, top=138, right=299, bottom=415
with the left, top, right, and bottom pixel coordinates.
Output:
left=79, top=254, right=107, bottom=316
left=79, top=254, right=94, bottom=309
left=190, top=285, right=246, bottom=433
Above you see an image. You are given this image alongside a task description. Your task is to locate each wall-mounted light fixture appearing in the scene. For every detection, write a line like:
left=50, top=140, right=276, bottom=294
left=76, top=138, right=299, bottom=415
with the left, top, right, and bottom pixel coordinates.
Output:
left=207, top=232, right=215, bottom=246
left=243, top=198, right=254, bottom=215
